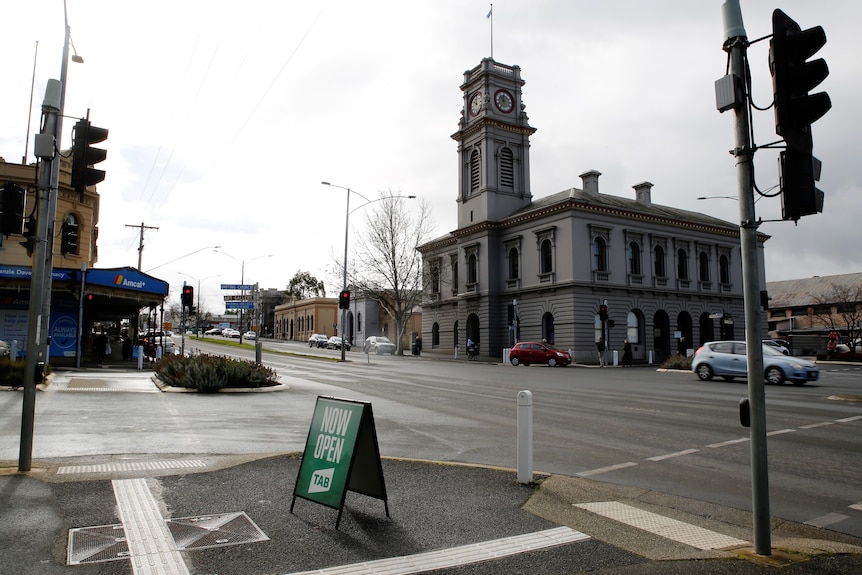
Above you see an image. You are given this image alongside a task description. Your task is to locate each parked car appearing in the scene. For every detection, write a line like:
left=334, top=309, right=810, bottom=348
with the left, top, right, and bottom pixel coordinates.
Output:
left=326, top=336, right=351, bottom=351
left=364, top=336, right=396, bottom=355
left=308, top=334, right=329, bottom=348
left=509, top=341, right=571, bottom=367
left=692, top=340, right=819, bottom=385
left=0, top=339, right=9, bottom=358
left=222, top=329, right=240, bottom=338
left=204, top=328, right=223, bottom=336
left=763, top=339, right=789, bottom=355
left=242, top=331, right=257, bottom=340
left=142, top=332, right=175, bottom=355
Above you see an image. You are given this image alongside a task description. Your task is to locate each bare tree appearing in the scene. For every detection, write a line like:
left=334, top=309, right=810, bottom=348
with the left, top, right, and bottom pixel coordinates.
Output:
left=348, top=190, right=433, bottom=354
left=811, top=282, right=862, bottom=345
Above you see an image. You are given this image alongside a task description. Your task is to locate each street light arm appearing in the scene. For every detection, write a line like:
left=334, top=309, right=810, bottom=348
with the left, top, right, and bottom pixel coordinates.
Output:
left=145, top=245, right=222, bottom=273
left=349, top=195, right=417, bottom=216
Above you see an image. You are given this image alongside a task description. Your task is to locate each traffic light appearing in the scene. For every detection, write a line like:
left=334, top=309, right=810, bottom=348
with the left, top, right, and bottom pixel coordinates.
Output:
left=770, top=9, right=831, bottom=221
left=181, top=285, right=194, bottom=308
left=0, top=182, right=25, bottom=237
left=71, top=119, right=108, bottom=198
left=339, top=289, right=350, bottom=309
left=599, top=304, right=608, bottom=321
left=19, top=216, right=36, bottom=256
left=60, top=220, right=79, bottom=255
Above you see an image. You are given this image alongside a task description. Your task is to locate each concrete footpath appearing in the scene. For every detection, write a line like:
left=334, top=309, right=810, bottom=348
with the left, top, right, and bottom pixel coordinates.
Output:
left=2, top=365, right=862, bottom=575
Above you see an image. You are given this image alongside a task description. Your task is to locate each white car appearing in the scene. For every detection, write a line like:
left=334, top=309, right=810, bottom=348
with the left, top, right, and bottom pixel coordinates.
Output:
left=222, top=329, right=240, bottom=338
left=762, top=340, right=789, bottom=355
left=364, top=336, right=396, bottom=355
left=242, top=331, right=257, bottom=340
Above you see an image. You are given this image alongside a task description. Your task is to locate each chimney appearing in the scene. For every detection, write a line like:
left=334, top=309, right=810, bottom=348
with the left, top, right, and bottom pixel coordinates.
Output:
left=633, top=181, right=653, bottom=207
left=579, top=170, right=601, bottom=196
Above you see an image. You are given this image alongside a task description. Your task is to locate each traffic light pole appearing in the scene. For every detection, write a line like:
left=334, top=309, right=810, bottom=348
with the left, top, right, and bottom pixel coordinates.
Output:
left=722, top=0, right=770, bottom=555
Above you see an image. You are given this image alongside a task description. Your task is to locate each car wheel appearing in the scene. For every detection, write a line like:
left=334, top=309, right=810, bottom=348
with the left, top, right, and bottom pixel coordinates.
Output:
left=511, top=356, right=520, bottom=366
left=548, top=357, right=557, bottom=367
left=523, top=362, right=531, bottom=367
left=695, top=364, right=714, bottom=381
left=765, top=366, right=785, bottom=385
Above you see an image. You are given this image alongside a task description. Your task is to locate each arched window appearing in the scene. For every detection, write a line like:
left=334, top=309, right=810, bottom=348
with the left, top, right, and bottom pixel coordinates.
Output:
left=467, top=253, right=478, bottom=285
left=594, top=237, right=608, bottom=272
left=500, top=147, right=514, bottom=188
left=508, top=247, right=519, bottom=280
left=699, top=251, right=710, bottom=282
left=309, top=317, right=313, bottom=331
left=719, top=254, right=730, bottom=284
left=654, top=245, right=666, bottom=277
left=540, top=239, right=553, bottom=274
left=470, top=149, right=481, bottom=194
left=677, top=248, right=688, bottom=280
left=431, top=265, right=440, bottom=294
left=432, top=322, right=440, bottom=346
left=628, top=241, right=641, bottom=275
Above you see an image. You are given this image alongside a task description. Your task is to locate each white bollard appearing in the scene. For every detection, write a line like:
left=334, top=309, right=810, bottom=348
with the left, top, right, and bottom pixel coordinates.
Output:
left=648, top=349, right=654, bottom=365
left=517, top=390, right=533, bottom=484
left=613, top=349, right=619, bottom=366
left=137, top=345, right=144, bottom=370
left=503, top=348, right=511, bottom=364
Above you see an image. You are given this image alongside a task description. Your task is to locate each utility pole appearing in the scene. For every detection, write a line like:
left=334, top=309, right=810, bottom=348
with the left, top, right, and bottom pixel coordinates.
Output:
left=126, top=221, right=159, bottom=270
left=719, top=0, right=770, bottom=555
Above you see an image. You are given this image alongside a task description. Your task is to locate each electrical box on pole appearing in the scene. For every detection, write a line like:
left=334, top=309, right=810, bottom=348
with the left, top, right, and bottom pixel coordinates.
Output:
left=770, top=9, right=831, bottom=221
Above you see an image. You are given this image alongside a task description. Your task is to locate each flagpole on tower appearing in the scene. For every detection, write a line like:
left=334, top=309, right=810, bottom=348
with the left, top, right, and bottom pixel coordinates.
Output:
left=487, top=4, right=493, bottom=59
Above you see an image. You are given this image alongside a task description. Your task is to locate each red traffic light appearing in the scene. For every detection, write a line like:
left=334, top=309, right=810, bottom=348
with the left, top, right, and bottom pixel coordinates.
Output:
left=181, top=285, right=194, bottom=307
left=339, top=290, right=350, bottom=309
left=599, top=304, right=608, bottom=321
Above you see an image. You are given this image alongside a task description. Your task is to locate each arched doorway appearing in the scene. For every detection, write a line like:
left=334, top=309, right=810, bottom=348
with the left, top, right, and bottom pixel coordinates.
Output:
left=466, top=313, right=480, bottom=347
left=699, top=312, right=714, bottom=346
left=653, top=310, right=671, bottom=362
left=542, top=312, right=555, bottom=344
left=677, top=311, right=692, bottom=354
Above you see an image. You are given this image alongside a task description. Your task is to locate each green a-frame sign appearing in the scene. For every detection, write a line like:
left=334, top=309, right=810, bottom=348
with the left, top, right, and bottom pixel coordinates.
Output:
left=291, top=396, right=389, bottom=528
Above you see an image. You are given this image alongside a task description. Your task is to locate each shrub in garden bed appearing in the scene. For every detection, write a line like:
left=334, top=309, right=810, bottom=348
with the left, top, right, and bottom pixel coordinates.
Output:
left=154, top=354, right=277, bottom=392
left=660, top=354, right=692, bottom=371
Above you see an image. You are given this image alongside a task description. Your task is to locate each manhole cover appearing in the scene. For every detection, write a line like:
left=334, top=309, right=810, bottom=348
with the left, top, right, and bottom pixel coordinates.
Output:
left=68, top=512, right=267, bottom=565
left=167, top=512, right=270, bottom=550
left=67, top=524, right=129, bottom=565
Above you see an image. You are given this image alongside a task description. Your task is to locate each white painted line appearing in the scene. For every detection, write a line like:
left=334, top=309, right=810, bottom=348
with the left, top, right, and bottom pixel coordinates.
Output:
left=766, top=428, right=796, bottom=437
left=59, top=459, right=206, bottom=475
left=706, top=437, right=749, bottom=448
left=849, top=503, right=862, bottom=512
left=113, top=479, right=190, bottom=575
left=577, top=462, right=638, bottom=477
left=837, top=415, right=862, bottom=423
left=285, top=527, right=589, bottom=575
left=575, top=501, right=747, bottom=550
left=646, top=449, right=699, bottom=462
left=805, top=512, right=849, bottom=529
left=799, top=421, right=835, bottom=429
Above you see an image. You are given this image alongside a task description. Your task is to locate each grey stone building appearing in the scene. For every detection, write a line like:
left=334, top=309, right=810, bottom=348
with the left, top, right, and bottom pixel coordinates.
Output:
left=418, top=58, right=768, bottom=364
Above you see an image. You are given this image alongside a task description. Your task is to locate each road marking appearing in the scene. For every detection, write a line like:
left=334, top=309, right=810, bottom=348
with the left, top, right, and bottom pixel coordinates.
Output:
left=285, top=527, right=589, bottom=575
left=837, top=415, right=862, bottom=423
left=706, top=437, right=749, bottom=448
left=849, top=503, right=862, bottom=512
left=646, top=449, right=699, bottom=462
left=577, top=462, right=638, bottom=477
left=112, top=478, right=190, bottom=575
left=799, top=421, right=835, bottom=429
left=575, top=501, right=747, bottom=550
left=59, top=459, right=206, bottom=475
left=805, top=512, right=849, bottom=529
left=766, top=428, right=796, bottom=436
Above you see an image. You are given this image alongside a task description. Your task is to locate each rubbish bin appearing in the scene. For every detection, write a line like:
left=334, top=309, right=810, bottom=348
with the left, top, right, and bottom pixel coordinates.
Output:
left=411, top=342, right=418, bottom=355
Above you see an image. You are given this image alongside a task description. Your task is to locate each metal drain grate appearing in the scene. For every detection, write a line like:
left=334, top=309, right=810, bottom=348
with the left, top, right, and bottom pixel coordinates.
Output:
left=67, top=524, right=129, bottom=565
left=167, top=512, right=270, bottom=550
left=68, top=512, right=268, bottom=565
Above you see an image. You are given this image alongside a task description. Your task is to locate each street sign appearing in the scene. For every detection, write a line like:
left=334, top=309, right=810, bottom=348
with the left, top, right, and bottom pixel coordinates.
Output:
left=225, top=301, right=255, bottom=310
left=224, top=295, right=252, bottom=301
left=220, top=284, right=256, bottom=291
left=291, top=396, right=389, bottom=529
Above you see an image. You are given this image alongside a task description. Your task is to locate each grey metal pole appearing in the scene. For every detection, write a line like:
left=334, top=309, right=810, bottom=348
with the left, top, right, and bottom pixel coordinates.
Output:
left=341, top=188, right=350, bottom=362
left=75, top=263, right=87, bottom=368
left=722, top=0, right=771, bottom=555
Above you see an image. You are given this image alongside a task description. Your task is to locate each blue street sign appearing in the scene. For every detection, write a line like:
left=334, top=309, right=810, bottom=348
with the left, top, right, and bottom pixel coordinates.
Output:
left=225, top=301, right=255, bottom=310
left=221, top=284, right=256, bottom=291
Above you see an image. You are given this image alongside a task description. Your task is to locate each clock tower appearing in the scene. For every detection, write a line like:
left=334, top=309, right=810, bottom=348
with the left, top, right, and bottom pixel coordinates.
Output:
left=453, top=58, right=535, bottom=228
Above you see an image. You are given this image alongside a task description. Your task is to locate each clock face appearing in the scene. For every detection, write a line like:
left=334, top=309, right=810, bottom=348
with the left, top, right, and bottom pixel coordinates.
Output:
left=470, top=93, right=483, bottom=116
left=494, top=89, right=514, bottom=113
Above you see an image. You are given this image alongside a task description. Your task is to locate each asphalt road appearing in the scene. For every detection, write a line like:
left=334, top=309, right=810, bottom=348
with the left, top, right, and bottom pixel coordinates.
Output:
left=3, top=336, right=861, bottom=542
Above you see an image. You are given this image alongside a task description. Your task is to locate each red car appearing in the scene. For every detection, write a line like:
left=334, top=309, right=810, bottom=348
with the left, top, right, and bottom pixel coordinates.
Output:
left=509, top=341, right=571, bottom=367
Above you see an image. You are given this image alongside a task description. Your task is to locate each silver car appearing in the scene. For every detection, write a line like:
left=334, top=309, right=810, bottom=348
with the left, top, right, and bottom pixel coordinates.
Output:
left=364, top=336, right=396, bottom=355
left=692, top=341, right=819, bottom=386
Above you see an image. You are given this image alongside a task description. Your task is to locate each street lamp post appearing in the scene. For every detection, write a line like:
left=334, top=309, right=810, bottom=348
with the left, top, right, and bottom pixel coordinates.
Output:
left=696, top=196, right=739, bottom=201
left=321, top=182, right=416, bottom=362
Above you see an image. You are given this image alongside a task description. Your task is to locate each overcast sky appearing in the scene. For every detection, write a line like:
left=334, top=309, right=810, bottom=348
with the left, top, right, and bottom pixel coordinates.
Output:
left=2, top=1, right=859, bottom=315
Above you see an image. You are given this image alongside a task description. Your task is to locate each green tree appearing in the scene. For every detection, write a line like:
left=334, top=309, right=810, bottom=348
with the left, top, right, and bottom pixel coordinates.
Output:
left=286, top=271, right=325, bottom=300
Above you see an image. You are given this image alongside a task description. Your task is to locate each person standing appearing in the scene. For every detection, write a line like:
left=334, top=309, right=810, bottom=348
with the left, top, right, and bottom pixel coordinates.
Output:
left=95, top=331, right=108, bottom=364
left=678, top=336, right=687, bottom=356
left=622, top=339, right=633, bottom=367
left=596, top=336, right=606, bottom=367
